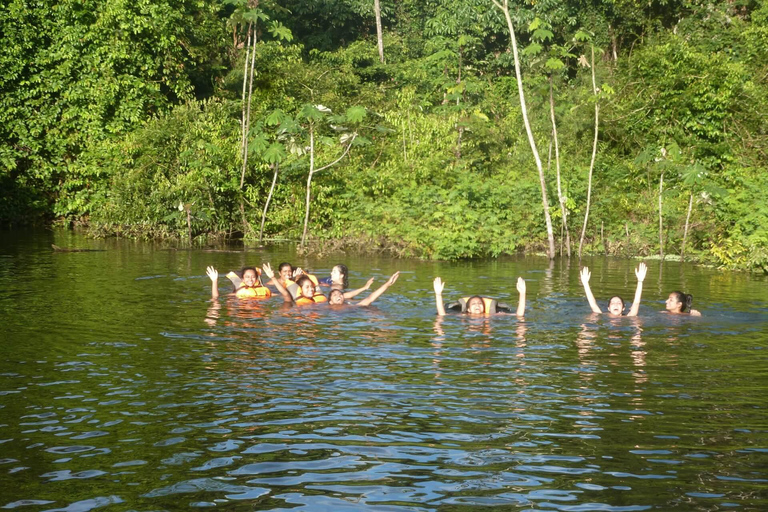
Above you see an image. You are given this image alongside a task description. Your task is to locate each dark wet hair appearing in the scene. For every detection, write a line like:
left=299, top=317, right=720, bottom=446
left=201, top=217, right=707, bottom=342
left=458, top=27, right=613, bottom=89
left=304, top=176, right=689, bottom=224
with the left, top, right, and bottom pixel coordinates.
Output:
left=278, top=262, right=293, bottom=274
left=234, top=266, right=260, bottom=290
left=670, top=291, right=693, bottom=312
left=465, top=295, right=485, bottom=314
left=608, top=296, right=625, bottom=310
left=334, top=264, right=349, bottom=289
left=295, top=275, right=315, bottom=289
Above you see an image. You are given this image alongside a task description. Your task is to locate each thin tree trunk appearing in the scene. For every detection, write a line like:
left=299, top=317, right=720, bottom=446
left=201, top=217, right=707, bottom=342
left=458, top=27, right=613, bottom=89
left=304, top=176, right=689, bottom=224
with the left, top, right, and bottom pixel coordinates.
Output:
left=549, top=75, right=570, bottom=258
left=578, top=45, right=599, bottom=260
left=240, top=23, right=252, bottom=164
left=681, top=192, right=693, bottom=262
left=259, top=163, right=279, bottom=244
left=301, top=130, right=357, bottom=248
left=658, top=172, right=664, bottom=261
left=301, top=123, right=315, bottom=248
left=186, top=207, right=192, bottom=242
left=492, top=0, right=555, bottom=259
left=240, top=24, right=258, bottom=189
left=625, top=222, right=630, bottom=257
left=374, top=0, right=384, bottom=63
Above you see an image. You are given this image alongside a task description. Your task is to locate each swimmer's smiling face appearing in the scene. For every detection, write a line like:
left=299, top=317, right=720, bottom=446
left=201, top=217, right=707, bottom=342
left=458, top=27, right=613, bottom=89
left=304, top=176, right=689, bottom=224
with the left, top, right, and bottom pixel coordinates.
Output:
left=467, top=297, right=485, bottom=315
left=279, top=264, right=293, bottom=282
left=607, top=296, right=624, bottom=316
left=300, top=280, right=315, bottom=298
left=329, top=289, right=345, bottom=305
left=242, top=269, right=258, bottom=287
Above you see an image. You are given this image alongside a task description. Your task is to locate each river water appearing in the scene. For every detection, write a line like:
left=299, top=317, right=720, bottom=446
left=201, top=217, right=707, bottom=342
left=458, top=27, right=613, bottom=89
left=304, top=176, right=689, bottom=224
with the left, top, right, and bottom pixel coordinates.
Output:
left=1, top=229, right=766, bottom=511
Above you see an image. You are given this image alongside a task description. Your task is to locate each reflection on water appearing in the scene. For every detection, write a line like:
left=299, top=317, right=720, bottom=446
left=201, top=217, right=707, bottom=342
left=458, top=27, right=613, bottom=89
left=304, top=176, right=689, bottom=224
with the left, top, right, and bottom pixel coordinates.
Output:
left=0, top=230, right=767, bottom=511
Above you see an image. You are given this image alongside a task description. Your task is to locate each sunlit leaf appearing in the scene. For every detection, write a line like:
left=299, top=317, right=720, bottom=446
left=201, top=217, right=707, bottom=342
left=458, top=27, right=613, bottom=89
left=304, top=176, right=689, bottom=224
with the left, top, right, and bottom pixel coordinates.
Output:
left=345, top=106, right=366, bottom=123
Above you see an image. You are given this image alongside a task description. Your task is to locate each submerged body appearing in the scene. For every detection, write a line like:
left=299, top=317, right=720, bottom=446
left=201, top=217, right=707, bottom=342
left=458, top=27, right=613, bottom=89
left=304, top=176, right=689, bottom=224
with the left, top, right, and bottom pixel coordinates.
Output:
left=433, top=276, right=526, bottom=317
left=580, top=262, right=646, bottom=317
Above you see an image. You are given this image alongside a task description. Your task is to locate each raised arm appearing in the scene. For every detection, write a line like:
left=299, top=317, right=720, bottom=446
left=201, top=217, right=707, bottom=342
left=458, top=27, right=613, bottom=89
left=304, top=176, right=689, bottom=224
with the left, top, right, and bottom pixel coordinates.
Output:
left=357, top=272, right=400, bottom=307
left=627, top=262, right=647, bottom=317
left=580, top=267, right=602, bottom=314
left=262, top=263, right=292, bottom=302
left=516, top=277, right=526, bottom=317
left=434, top=277, right=447, bottom=316
left=344, top=277, right=374, bottom=299
left=206, top=266, right=220, bottom=299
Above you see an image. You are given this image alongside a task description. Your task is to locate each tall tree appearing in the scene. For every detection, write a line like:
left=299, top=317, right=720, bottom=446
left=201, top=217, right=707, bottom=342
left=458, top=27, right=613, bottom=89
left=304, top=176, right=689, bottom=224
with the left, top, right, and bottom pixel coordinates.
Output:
left=491, top=1, right=555, bottom=259
left=374, top=0, right=384, bottom=63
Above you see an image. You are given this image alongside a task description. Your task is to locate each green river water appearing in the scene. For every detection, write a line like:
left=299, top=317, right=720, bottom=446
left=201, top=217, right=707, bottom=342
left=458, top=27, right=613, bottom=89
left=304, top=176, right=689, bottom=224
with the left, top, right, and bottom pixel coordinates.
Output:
left=0, top=229, right=766, bottom=511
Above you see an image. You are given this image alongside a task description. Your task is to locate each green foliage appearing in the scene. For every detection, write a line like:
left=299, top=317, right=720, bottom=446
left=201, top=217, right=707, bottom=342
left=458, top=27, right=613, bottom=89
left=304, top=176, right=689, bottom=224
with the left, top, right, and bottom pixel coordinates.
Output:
left=1, top=0, right=766, bottom=270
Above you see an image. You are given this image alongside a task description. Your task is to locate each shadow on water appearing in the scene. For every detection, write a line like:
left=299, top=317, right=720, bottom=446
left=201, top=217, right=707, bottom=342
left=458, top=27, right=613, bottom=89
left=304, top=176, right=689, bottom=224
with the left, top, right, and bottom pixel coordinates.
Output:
left=0, top=230, right=767, bottom=511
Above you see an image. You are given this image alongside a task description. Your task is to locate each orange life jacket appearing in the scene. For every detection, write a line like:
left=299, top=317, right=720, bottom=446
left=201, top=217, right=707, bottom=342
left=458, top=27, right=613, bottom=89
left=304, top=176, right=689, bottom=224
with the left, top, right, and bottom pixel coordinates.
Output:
left=294, top=293, right=328, bottom=305
left=285, top=274, right=320, bottom=300
left=236, top=285, right=272, bottom=299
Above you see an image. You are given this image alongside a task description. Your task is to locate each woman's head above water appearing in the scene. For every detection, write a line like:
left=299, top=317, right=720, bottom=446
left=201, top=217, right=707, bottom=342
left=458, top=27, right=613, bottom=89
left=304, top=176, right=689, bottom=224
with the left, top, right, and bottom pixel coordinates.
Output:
left=329, top=288, right=345, bottom=305
left=295, top=275, right=317, bottom=298
left=666, top=291, right=693, bottom=313
left=465, top=296, right=486, bottom=315
left=240, top=267, right=259, bottom=287
left=607, top=296, right=625, bottom=316
left=331, top=264, right=349, bottom=289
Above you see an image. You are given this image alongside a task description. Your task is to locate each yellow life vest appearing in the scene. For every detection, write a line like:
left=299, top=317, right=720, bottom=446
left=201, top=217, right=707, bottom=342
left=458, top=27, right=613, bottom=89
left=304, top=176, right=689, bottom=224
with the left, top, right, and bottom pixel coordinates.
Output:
left=294, top=293, right=328, bottom=306
left=285, top=274, right=320, bottom=300
left=236, top=285, right=272, bottom=299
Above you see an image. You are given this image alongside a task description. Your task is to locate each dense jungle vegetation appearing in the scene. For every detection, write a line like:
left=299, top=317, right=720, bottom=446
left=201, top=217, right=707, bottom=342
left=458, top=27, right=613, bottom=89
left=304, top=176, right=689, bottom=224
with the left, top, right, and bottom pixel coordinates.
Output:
left=2, top=0, right=767, bottom=269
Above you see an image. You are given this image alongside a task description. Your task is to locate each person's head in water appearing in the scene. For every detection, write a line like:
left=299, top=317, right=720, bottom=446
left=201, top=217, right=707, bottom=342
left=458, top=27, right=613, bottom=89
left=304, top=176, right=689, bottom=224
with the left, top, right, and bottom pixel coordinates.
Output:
left=295, top=275, right=317, bottom=298
left=240, top=267, right=259, bottom=287
left=329, top=289, right=345, bottom=305
left=466, top=296, right=485, bottom=315
left=277, top=262, right=293, bottom=283
left=331, top=264, right=349, bottom=289
left=607, top=296, right=625, bottom=316
left=666, top=291, right=692, bottom=313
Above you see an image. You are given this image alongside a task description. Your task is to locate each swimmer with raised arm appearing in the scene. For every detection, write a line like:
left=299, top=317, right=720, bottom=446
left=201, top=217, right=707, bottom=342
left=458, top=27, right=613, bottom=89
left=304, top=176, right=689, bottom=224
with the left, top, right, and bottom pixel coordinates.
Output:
left=206, top=265, right=271, bottom=299
left=579, top=262, right=647, bottom=317
left=665, top=291, right=701, bottom=316
left=262, top=263, right=327, bottom=305
left=318, top=263, right=375, bottom=299
left=328, top=272, right=400, bottom=307
left=433, top=276, right=526, bottom=317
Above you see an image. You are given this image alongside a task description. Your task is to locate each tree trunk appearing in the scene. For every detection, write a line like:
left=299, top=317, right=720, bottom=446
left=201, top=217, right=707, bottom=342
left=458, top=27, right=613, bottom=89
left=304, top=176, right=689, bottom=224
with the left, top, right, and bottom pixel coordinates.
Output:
left=578, top=45, right=600, bottom=260
left=374, top=0, right=384, bottom=63
left=240, top=24, right=258, bottom=189
left=658, top=172, right=664, bottom=261
left=240, top=23, right=252, bottom=166
left=549, top=75, right=570, bottom=258
left=681, top=192, right=693, bottom=262
left=259, top=163, right=279, bottom=244
left=300, top=129, right=357, bottom=248
left=301, top=123, right=315, bottom=248
left=493, top=0, right=555, bottom=259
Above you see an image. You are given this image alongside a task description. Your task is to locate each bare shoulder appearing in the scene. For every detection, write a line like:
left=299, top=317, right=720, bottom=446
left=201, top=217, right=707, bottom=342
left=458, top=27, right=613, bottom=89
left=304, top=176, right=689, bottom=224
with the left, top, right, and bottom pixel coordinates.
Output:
left=690, top=309, right=702, bottom=316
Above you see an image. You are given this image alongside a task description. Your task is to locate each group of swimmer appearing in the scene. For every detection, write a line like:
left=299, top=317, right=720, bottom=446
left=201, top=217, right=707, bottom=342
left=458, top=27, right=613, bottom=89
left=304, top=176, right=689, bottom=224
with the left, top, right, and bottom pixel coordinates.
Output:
left=206, top=260, right=701, bottom=317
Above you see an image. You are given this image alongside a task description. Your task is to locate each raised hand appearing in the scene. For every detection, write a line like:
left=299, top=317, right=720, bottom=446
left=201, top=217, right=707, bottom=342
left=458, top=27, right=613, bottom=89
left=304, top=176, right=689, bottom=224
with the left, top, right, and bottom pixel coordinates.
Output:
left=364, top=277, right=375, bottom=289
left=433, top=277, right=445, bottom=295
left=635, top=262, right=647, bottom=282
left=516, top=276, right=526, bottom=295
left=580, top=267, right=591, bottom=285
left=386, top=272, right=400, bottom=286
left=262, top=262, right=275, bottom=279
left=206, top=266, right=218, bottom=282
